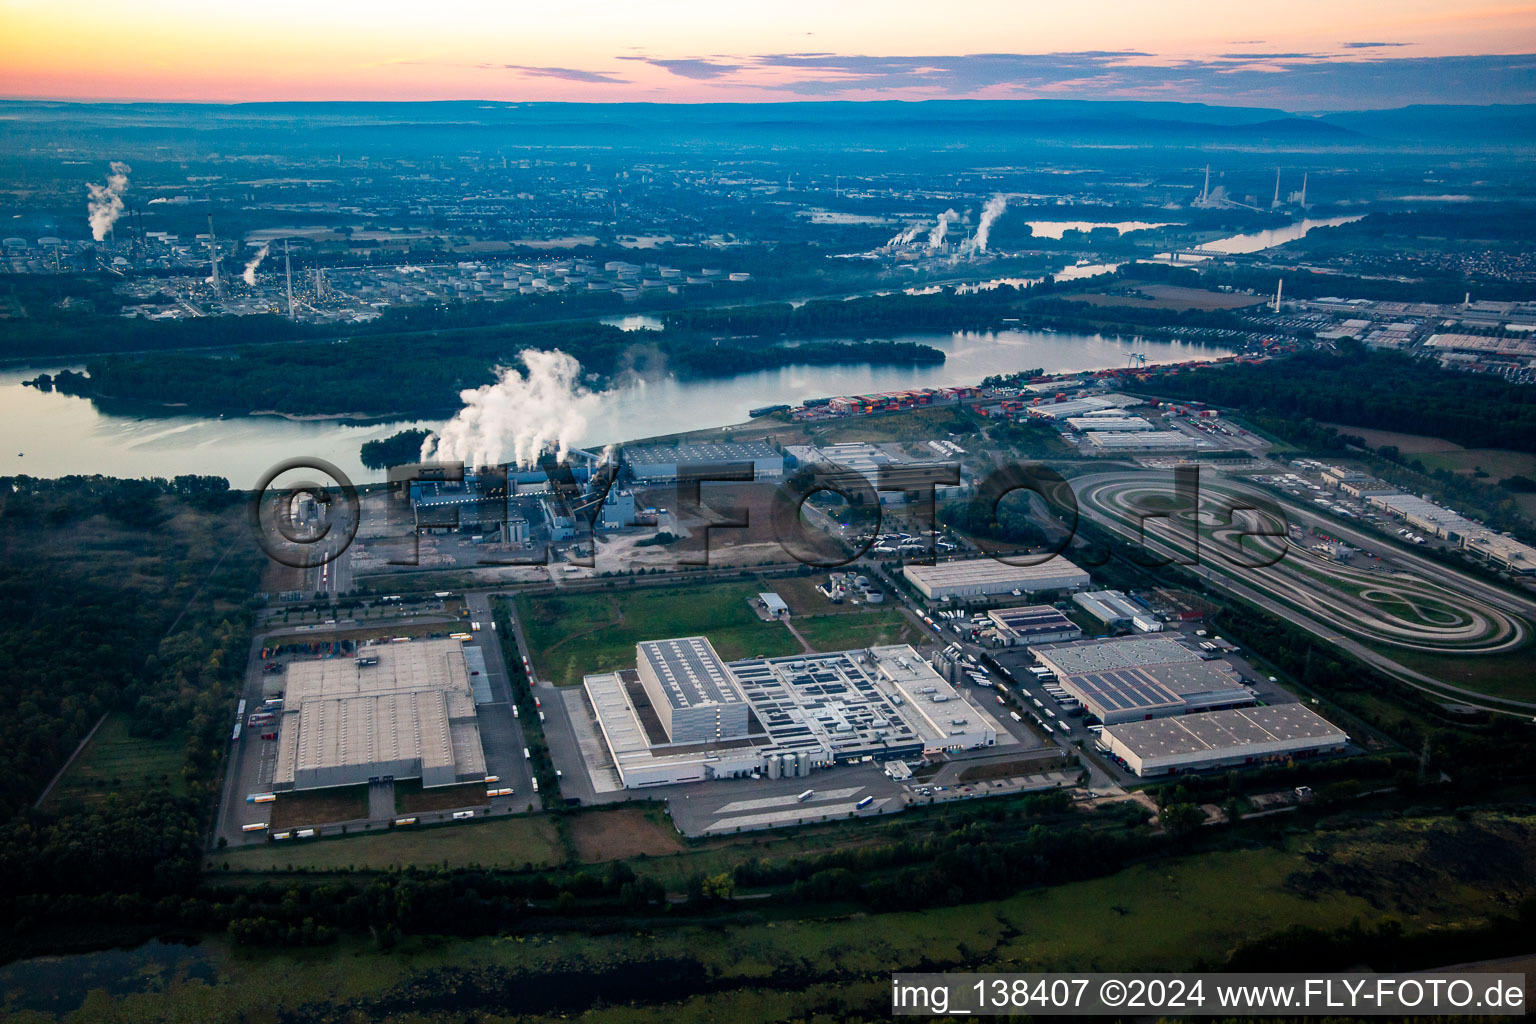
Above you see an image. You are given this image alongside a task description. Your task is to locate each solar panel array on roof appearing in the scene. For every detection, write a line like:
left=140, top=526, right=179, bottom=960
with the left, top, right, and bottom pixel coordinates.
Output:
left=1068, top=668, right=1183, bottom=714
left=639, top=637, right=740, bottom=710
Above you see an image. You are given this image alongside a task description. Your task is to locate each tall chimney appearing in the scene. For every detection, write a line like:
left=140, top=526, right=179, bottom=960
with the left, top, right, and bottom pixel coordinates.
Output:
left=284, top=240, right=295, bottom=319
left=207, top=215, right=221, bottom=299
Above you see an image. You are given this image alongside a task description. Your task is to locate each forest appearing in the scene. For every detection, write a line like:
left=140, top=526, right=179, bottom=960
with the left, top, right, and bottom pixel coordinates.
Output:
left=0, top=476, right=263, bottom=939
left=1139, top=343, right=1536, bottom=453
left=38, top=325, right=945, bottom=419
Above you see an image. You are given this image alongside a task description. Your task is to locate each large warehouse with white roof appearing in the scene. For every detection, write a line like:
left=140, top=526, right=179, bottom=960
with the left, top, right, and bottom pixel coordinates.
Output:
left=272, top=639, right=488, bottom=792
left=903, top=557, right=1089, bottom=600
left=1029, top=635, right=1253, bottom=724
left=1100, top=704, right=1349, bottom=776
left=584, top=637, right=996, bottom=788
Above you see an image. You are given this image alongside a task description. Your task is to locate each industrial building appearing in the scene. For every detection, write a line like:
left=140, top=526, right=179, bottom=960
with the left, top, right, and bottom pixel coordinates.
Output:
left=1074, top=589, right=1163, bottom=632
left=583, top=639, right=996, bottom=788
left=1029, top=635, right=1251, bottom=724
left=903, top=556, right=1090, bottom=600
left=636, top=637, right=753, bottom=743
left=1367, top=493, right=1536, bottom=573
left=1100, top=704, right=1349, bottom=776
left=622, top=440, right=784, bottom=482
left=985, top=605, right=1083, bottom=646
left=272, top=639, right=488, bottom=792
left=1064, top=416, right=1156, bottom=432
left=1085, top=430, right=1203, bottom=451
left=1024, top=394, right=1140, bottom=420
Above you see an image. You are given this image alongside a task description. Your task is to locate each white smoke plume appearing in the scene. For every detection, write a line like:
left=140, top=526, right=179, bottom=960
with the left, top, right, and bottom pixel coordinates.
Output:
left=886, top=221, right=926, bottom=247
left=926, top=209, right=957, bottom=250
left=973, top=194, right=1008, bottom=252
left=242, top=243, right=270, bottom=286
left=86, top=161, right=131, bottom=242
left=421, top=349, right=599, bottom=469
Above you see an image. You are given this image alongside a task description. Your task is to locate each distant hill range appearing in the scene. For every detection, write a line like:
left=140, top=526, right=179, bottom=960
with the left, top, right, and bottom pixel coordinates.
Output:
left=3, top=98, right=1530, bottom=151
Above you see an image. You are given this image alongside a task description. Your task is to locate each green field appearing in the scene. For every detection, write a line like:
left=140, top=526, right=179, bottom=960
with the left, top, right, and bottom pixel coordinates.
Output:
left=41, top=713, right=185, bottom=809
left=214, top=815, right=566, bottom=872
left=516, top=581, right=801, bottom=685
left=1377, top=643, right=1536, bottom=702
left=1414, top=448, right=1536, bottom=481
left=792, top=608, right=923, bottom=651
left=102, top=812, right=1536, bottom=1024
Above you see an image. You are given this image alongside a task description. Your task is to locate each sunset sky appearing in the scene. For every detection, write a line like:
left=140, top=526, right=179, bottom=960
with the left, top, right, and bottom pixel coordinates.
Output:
left=3, top=0, right=1535, bottom=107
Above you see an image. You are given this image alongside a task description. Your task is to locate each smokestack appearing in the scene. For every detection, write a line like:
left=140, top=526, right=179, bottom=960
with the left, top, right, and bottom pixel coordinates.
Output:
left=86, top=161, right=132, bottom=242
left=973, top=194, right=1008, bottom=253
left=1202, top=165, right=1210, bottom=204
left=1273, top=278, right=1284, bottom=313
left=207, top=216, right=221, bottom=299
left=1299, top=172, right=1308, bottom=208
left=285, top=240, right=295, bottom=319
left=1273, top=168, right=1281, bottom=209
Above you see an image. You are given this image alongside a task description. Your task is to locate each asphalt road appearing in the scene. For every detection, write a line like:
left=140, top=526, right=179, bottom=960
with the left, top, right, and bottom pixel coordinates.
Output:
left=1071, top=470, right=1536, bottom=716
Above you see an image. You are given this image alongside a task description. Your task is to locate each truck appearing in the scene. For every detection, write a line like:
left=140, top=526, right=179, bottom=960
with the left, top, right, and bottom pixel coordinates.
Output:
left=856, top=796, right=875, bottom=810
left=523, top=747, right=531, bottom=760
left=451, top=810, right=475, bottom=820
left=393, top=817, right=418, bottom=826
left=797, top=789, right=815, bottom=802
left=245, top=793, right=276, bottom=804
left=241, top=822, right=267, bottom=832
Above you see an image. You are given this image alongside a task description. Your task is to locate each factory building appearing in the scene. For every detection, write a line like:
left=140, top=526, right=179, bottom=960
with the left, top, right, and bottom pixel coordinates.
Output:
left=622, top=440, right=784, bottom=483
left=1074, top=590, right=1163, bottom=632
left=1064, top=416, right=1156, bottom=432
left=272, top=639, right=488, bottom=792
left=1024, top=394, right=1141, bottom=420
left=903, top=556, right=1090, bottom=600
left=599, top=488, right=636, bottom=529
left=1085, top=431, right=1202, bottom=451
left=1029, top=635, right=1251, bottom=724
left=985, top=605, right=1082, bottom=646
left=637, top=637, right=753, bottom=744
left=1367, top=493, right=1536, bottom=573
left=584, top=640, right=995, bottom=788
left=1100, top=704, right=1349, bottom=776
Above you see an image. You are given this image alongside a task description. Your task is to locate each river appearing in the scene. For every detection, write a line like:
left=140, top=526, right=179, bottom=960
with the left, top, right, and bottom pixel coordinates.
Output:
left=2, top=216, right=1354, bottom=487
left=2, top=328, right=1229, bottom=487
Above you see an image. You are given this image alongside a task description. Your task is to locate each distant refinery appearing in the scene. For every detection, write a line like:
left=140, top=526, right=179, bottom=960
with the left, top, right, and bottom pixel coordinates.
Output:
left=1193, top=165, right=1309, bottom=212
left=867, top=194, right=1013, bottom=265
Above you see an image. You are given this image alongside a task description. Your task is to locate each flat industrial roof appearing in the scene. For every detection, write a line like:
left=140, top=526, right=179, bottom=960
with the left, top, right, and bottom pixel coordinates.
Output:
left=624, top=440, right=779, bottom=466
left=638, top=637, right=742, bottom=710
left=1062, top=662, right=1246, bottom=717
left=275, top=638, right=485, bottom=787
left=1103, top=704, right=1346, bottom=760
left=284, top=639, right=472, bottom=704
left=988, top=605, right=1078, bottom=634
left=1031, top=635, right=1201, bottom=675
left=904, top=556, right=1087, bottom=587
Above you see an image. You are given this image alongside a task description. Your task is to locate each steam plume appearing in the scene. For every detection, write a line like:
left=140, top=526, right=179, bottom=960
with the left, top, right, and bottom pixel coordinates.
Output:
left=926, top=209, right=957, bottom=250
left=242, top=243, right=270, bottom=286
left=421, top=349, right=598, bottom=469
left=86, top=162, right=131, bottom=242
left=886, top=221, right=926, bottom=247
left=973, top=194, right=1008, bottom=252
